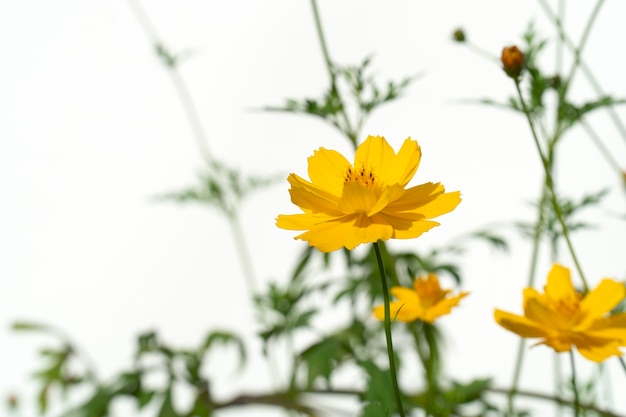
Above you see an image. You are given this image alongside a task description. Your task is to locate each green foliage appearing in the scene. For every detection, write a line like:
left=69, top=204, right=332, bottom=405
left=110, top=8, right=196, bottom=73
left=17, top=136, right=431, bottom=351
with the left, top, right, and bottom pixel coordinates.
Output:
left=297, top=321, right=366, bottom=388
left=12, top=325, right=251, bottom=417
left=516, top=189, right=609, bottom=245
left=255, top=278, right=318, bottom=346
left=266, top=56, right=418, bottom=147
left=359, top=361, right=402, bottom=417
left=157, top=160, right=279, bottom=216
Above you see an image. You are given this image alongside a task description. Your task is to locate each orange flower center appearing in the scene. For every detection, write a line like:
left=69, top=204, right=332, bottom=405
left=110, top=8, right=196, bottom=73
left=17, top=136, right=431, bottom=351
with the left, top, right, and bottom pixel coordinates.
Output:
left=415, top=276, right=448, bottom=308
left=547, top=294, right=584, bottom=328
left=344, top=165, right=377, bottom=187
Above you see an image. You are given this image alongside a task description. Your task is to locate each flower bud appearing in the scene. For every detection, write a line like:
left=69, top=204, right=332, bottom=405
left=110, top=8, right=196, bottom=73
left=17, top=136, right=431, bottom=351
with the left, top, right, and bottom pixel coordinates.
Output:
left=452, top=28, right=466, bottom=43
left=501, top=45, right=524, bottom=79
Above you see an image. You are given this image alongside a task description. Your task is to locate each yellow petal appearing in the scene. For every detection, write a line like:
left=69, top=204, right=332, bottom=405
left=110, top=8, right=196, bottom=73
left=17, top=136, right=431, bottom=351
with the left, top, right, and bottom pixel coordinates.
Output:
left=338, top=181, right=377, bottom=214
left=389, top=219, right=440, bottom=239
left=385, top=182, right=443, bottom=212
left=421, top=292, right=468, bottom=323
left=539, top=337, right=572, bottom=353
left=367, top=184, right=403, bottom=217
left=295, top=212, right=393, bottom=252
left=354, top=136, right=396, bottom=182
left=494, top=309, right=548, bottom=338
left=544, top=263, right=577, bottom=301
left=276, top=212, right=321, bottom=231
left=522, top=287, right=542, bottom=310
left=414, top=190, right=462, bottom=219
left=390, top=287, right=420, bottom=306
left=525, top=297, right=565, bottom=329
left=586, top=313, right=626, bottom=343
left=287, top=174, right=342, bottom=214
left=580, top=279, right=626, bottom=319
left=307, top=148, right=351, bottom=197
left=577, top=343, right=622, bottom=363
left=575, top=336, right=623, bottom=363
left=373, top=301, right=420, bottom=322
left=381, top=137, right=421, bottom=187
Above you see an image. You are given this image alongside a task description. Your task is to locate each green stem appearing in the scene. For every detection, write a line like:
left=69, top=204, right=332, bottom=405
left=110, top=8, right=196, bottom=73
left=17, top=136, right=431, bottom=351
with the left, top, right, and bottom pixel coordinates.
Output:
left=569, top=350, right=580, bottom=417
left=507, top=184, right=548, bottom=413
left=538, top=0, right=626, bottom=147
left=373, top=241, right=406, bottom=417
left=309, top=0, right=357, bottom=148
left=127, top=0, right=213, bottom=166
left=580, top=119, right=623, bottom=175
left=227, top=212, right=258, bottom=295
left=513, top=80, right=589, bottom=292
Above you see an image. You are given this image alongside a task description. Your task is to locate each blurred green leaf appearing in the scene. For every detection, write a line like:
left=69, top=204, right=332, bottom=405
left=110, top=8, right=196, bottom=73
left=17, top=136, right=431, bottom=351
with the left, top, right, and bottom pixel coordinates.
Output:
left=201, top=331, right=247, bottom=369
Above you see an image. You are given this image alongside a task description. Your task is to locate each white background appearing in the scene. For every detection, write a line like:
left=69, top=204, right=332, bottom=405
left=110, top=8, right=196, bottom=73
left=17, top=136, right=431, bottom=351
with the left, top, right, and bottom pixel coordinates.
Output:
left=2, top=1, right=626, bottom=416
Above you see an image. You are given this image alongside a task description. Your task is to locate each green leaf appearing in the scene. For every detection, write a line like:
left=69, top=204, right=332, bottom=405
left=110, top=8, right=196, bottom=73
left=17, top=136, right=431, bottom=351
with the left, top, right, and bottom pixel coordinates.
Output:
left=138, top=390, right=157, bottom=409
left=201, top=331, right=247, bottom=369
left=58, top=387, right=113, bottom=417
left=298, top=336, right=351, bottom=387
left=12, top=321, right=52, bottom=333
left=158, top=391, right=180, bottom=417
left=358, top=361, right=402, bottom=416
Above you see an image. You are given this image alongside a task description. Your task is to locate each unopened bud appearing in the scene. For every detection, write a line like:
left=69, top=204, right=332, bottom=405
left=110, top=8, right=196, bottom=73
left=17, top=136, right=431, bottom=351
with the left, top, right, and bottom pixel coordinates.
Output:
left=452, top=28, right=466, bottom=43
left=501, top=45, right=524, bottom=80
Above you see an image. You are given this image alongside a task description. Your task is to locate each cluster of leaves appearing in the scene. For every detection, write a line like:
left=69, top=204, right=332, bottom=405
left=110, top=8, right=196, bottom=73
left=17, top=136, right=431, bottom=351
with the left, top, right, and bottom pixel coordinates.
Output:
left=10, top=322, right=246, bottom=417
left=516, top=189, right=609, bottom=247
left=157, top=160, right=279, bottom=216
left=250, top=227, right=509, bottom=416
left=266, top=56, right=418, bottom=147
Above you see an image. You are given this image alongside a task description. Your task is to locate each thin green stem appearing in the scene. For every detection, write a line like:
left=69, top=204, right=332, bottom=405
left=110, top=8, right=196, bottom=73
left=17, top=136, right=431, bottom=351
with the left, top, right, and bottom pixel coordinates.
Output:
left=127, top=0, right=213, bottom=166
left=227, top=212, right=258, bottom=294
left=538, top=0, right=626, bottom=146
left=569, top=350, right=580, bottom=417
left=513, top=80, right=589, bottom=292
left=618, top=356, right=626, bottom=376
left=309, top=0, right=357, bottom=148
left=507, top=185, right=548, bottom=413
left=373, top=241, right=406, bottom=417
left=580, top=119, right=623, bottom=175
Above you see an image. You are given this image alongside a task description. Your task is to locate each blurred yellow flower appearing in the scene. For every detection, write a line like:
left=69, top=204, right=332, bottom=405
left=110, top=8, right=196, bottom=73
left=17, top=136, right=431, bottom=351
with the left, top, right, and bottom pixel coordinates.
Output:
left=373, top=274, right=468, bottom=323
left=276, top=135, right=461, bottom=252
left=494, top=263, right=626, bottom=363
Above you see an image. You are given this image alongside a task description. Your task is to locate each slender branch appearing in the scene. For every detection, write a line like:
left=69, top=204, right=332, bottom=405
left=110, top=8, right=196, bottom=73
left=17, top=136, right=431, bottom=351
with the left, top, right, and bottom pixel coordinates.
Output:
left=127, top=0, right=213, bottom=166
left=373, top=241, right=406, bottom=417
left=580, top=119, right=623, bottom=175
left=507, top=185, right=548, bottom=413
left=569, top=350, right=580, bottom=417
left=538, top=0, right=626, bottom=146
left=513, top=80, right=589, bottom=291
left=309, top=0, right=357, bottom=147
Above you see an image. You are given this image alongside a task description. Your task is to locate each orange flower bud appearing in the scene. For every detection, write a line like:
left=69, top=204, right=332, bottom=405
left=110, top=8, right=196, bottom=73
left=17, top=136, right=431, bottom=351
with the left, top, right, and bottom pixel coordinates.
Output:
left=501, top=45, right=524, bottom=79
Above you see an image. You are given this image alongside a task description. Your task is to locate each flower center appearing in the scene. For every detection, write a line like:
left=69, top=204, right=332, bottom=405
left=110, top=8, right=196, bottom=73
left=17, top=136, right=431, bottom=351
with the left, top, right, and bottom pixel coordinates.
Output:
left=547, top=294, right=584, bottom=327
left=344, top=165, right=377, bottom=188
left=415, top=275, right=447, bottom=308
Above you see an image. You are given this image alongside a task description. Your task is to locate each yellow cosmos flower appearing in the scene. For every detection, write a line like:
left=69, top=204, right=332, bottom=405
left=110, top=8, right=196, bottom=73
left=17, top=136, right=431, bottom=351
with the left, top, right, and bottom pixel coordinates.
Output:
left=276, top=135, right=461, bottom=252
left=373, top=274, right=469, bottom=323
left=494, top=263, right=626, bottom=363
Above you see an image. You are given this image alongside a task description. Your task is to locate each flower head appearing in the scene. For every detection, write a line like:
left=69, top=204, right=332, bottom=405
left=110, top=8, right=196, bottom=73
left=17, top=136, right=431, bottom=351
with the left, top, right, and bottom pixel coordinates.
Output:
left=501, top=45, right=524, bottom=80
left=494, top=263, right=626, bottom=362
left=373, top=274, right=468, bottom=323
left=276, top=135, right=461, bottom=252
